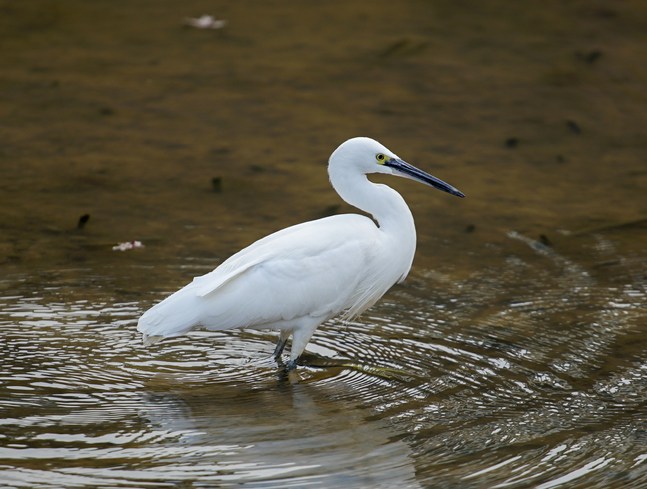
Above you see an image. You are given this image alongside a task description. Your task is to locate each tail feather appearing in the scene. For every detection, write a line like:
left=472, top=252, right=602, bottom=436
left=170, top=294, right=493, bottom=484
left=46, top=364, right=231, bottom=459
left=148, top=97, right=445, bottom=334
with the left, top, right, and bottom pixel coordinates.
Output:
left=137, top=285, right=202, bottom=343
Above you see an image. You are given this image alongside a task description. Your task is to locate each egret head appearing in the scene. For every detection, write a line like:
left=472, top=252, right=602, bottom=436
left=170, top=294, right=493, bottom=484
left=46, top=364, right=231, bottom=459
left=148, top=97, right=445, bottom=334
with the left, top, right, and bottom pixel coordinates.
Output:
left=330, top=137, right=465, bottom=198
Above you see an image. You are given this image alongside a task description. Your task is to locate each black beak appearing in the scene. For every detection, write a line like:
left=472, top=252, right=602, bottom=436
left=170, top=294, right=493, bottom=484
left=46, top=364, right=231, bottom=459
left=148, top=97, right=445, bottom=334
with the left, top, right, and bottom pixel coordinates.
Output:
left=385, top=158, right=465, bottom=198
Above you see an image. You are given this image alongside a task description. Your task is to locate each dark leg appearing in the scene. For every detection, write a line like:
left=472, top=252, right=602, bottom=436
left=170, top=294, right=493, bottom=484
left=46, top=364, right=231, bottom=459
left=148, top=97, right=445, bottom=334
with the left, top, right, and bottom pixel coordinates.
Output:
left=273, top=335, right=289, bottom=360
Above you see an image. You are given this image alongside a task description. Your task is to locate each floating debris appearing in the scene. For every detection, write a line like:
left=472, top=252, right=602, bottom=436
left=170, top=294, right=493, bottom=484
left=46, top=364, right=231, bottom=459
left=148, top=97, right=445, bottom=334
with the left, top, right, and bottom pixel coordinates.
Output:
left=112, top=240, right=144, bottom=252
left=505, top=137, right=519, bottom=148
left=316, top=204, right=340, bottom=219
left=77, top=214, right=90, bottom=229
left=184, top=15, right=227, bottom=30
left=575, top=49, right=603, bottom=64
left=539, top=234, right=553, bottom=247
left=566, top=120, right=582, bottom=134
left=211, top=176, right=222, bottom=193
left=378, top=38, right=428, bottom=59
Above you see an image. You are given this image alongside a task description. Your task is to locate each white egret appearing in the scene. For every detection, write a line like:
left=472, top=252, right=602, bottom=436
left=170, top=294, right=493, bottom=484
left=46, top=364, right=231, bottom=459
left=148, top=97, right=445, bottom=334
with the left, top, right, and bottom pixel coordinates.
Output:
left=137, top=137, right=464, bottom=370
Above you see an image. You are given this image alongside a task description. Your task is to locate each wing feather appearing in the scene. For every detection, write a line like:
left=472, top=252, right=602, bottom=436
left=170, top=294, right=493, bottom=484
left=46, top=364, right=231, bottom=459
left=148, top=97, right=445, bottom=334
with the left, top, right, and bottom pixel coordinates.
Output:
left=137, top=214, right=384, bottom=338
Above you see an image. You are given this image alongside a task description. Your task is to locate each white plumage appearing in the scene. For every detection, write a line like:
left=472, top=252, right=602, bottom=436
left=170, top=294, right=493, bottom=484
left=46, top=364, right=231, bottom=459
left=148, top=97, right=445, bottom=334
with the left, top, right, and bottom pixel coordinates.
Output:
left=137, top=137, right=464, bottom=369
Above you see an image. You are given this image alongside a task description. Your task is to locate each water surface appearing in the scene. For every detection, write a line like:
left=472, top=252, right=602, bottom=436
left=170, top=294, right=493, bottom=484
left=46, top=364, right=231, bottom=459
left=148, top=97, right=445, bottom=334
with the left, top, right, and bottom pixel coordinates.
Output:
left=1, top=0, right=646, bottom=487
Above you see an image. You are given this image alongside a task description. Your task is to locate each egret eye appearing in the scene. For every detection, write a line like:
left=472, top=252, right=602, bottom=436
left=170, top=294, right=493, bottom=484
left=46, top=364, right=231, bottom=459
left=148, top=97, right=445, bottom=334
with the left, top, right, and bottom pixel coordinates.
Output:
left=376, top=153, right=386, bottom=164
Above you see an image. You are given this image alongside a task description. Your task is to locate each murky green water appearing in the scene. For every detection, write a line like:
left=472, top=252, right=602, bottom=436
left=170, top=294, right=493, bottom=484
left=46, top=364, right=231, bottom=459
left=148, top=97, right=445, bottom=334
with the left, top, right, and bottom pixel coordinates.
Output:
left=2, top=1, right=646, bottom=487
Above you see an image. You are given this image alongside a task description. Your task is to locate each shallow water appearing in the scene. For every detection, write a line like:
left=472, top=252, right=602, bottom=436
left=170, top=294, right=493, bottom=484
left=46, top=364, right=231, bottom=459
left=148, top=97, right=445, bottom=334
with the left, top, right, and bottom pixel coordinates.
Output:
left=2, top=0, right=647, bottom=488
left=1, top=226, right=645, bottom=488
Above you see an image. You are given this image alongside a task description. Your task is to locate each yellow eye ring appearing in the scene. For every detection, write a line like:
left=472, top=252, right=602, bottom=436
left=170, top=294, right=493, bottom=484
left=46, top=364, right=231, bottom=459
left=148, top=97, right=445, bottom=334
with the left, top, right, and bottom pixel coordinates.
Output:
left=376, top=153, right=386, bottom=163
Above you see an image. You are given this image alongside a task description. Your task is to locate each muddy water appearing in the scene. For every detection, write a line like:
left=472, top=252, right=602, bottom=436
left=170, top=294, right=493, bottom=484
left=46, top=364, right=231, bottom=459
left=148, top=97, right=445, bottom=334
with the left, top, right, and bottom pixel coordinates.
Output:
left=2, top=0, right=646, bottom=487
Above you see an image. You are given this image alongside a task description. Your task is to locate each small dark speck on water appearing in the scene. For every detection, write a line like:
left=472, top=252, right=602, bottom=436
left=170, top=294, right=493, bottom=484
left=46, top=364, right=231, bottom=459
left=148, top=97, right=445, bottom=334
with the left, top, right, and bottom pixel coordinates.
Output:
left=77, top=214, right=90, bottom=229
left=318, top=204, right=341, bottom=218
left=208, top=146, right=231, bottom=156
left=592, top=8, right=618, bottom=19
left=576, top=50, right=603, bottom=64
left=539, top=234, right=552, bottom=246
left=465, top=224, right=476, bottom=233
left=99, top=107, right=114, bottom=116
left=566, top=120, right=582, bottom=134
left=378, top=38, right=427, bottom=59
left=505, top=137, right=519, bottom=148
left=211, top=176, right=222, bottom=193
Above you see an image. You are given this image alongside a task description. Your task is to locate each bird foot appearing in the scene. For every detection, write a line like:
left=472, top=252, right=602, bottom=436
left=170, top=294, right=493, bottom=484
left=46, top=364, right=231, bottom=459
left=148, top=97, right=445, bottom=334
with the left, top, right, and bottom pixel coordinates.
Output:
left=273, top=355, right=298, bottom=371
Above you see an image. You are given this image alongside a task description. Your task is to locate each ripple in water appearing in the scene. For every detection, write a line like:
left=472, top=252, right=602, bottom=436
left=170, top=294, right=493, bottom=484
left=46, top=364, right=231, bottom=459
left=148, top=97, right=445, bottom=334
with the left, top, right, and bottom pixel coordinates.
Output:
left=1, top=229, right=645, bottom=488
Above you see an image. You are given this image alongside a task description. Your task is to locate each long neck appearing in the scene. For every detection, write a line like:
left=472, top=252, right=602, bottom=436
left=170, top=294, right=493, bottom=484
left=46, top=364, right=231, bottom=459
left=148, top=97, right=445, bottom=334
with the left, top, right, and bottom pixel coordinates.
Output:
left=329, top=164, right=417, bottom=253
